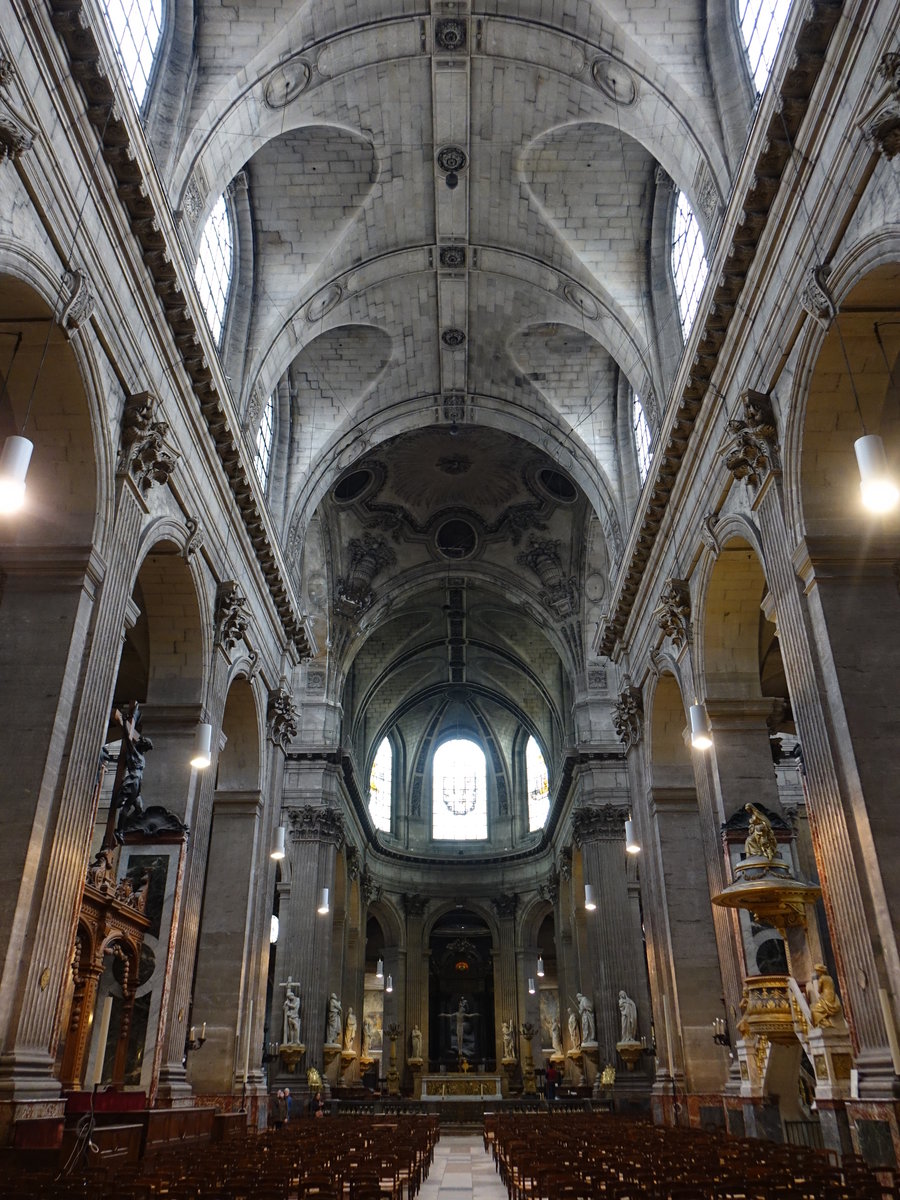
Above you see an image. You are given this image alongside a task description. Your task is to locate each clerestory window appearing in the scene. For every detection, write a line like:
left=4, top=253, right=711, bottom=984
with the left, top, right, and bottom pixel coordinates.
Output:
left=526, top=736, right=550, bottom=832
left=100, top=0, right=163, bottom=111
left=194, top=193, right=234, bottom=346
left=671, top=190, right=708, bottom=339
left=432, top=738, right=487, bottom=841
left=254, top=392, right=275, bottom=489
left=632, top=393, right=652, bottom=485
left=738, top=0, right=793, bottom=97
left=368, top=737, right=392, bottom=834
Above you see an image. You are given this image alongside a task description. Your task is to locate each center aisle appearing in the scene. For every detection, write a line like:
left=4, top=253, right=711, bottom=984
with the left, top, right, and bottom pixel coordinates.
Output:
left=418, top=1132, right=508, bottom=1200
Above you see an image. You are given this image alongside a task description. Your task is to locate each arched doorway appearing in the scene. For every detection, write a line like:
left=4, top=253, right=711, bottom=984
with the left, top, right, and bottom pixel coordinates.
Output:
left=429, top=909, right=495, bottom=1069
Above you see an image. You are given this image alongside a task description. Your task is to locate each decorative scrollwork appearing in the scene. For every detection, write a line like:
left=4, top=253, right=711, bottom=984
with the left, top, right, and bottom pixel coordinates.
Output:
left=612, top=685, right=644, bottom=749
left=267, top=685, right=299, bottom=751
left=118, top=392, right=179, bottom=495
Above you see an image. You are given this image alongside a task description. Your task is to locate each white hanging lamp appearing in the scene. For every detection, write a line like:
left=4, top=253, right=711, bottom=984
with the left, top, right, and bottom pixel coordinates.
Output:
left=0, top=435, right=33, bottom=514
left=689, top=703, right=713, bottom=751
left=270, top=825, right=286, bottom=860
left=625, top=816, right=640, bottom=854
left=385, top=974, right=393, bottom=993
left=528, top=978, right=536, bottom=995
left=536, top=956, right=545, bottom=978
left=584, top=883, right=597, bottom=912
left=317, top=887, right=330, bottom=915
left=376, top=958, right=384, bottom=980
left=855, top=434, right=899, bottom=514
left=190, top=722, right=213, bottom=769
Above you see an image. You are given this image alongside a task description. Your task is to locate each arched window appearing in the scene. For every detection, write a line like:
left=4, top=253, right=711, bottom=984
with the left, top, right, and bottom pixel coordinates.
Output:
left=738, top=0, right=793, bottom=96
left=432, top=738, right=487, bottom=841
left=194, top=193, right=233, bottom=346
left=671, top=190, right=708, bottom=338
left=368, top=737, right=392, bottom=833
left=632, top=392, right=652, bottom=484
left=101, top=0, right=164, bottom=110
left=526, top=736, right=550, bottom=832
left=254, top=392, right=275, bottom=488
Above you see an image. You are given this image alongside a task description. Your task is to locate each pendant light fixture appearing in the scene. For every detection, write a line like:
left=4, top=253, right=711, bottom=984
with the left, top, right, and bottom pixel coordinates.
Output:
left=190, top=722, right=213, bottom=769
left=584, top=883, right=597, bottom=912
left=625, top=815, right=640, bottom=854
left=536, top=956, right=545, bottom=978
left=689, top=702, right=712, bottom=750
left=270, top=825, right=286, bottom=860
left=0, top=435, right=33, bottom=514
left=317, top=887, right=330, bottom=915
left=385, top=974, right=393, bottom=993
left=856, top=434, right=899, bottom=514
left=376, top=958, right=384, bottom=980
left=528, top=978, right=536, bottom=995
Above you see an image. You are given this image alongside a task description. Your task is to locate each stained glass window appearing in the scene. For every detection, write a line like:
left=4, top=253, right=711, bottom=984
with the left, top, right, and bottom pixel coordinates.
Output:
left=432, top=738, right=487, bottom=840
left=101, top=0, right=163, bottom=110
left=254, top=392, right=275, bottom=488
left=632, top=393, right=652, bottom=484
left=369, top=738, right=392, bottom=833
left=671, top=190, right=708, bottom=338
left=738, top=0, right=793, bottom=96
left=526, top=736, right=550, bottom=831
left=194, top=194, right=233, bottom=345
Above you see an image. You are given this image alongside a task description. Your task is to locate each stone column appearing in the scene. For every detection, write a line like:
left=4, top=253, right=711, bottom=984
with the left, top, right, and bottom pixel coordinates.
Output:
left=189, top=788, right=263, bottom=1096
left=572, top=798, right=650, bottom=1070
left=754, top=486, right=896, bottom=1097
left=491, top=894, right=519, bottom=1069
left=276, top=794, right=344, bottom=1080
left=402, top=894, right=429, bottom=1075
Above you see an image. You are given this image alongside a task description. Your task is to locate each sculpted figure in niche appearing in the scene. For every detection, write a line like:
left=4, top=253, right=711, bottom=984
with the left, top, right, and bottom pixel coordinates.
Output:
left=577, top=992, right=596, bottom=1042
left=410, top=1024, right=422, bottom=1059
left=502, top=1019, right=516, bottom=1060
left=326, top=993, right=342, bottom=1045
left=744, top=803, right=778, bottom=861
left=567, top=1006, right=581, bottom=1050
left=809, top=964, right=844, bottom=1028
left=283, top=985, right=301, bottom=1045
left=550, top=1016, right=563, bottom=1056
left=362, top=1017, right=374, bottom=1057
left=618, top=990, right=638, bottom=1042
left=344, top=1007, right=357, bottom=1052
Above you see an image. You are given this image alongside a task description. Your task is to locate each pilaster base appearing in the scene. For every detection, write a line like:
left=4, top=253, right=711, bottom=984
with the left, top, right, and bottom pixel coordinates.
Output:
left=155, top=1063, right=194, bottom=1108
left=846, top=1098, right=900, bottom=1169
left=0, top=1098, right=66, bottom=1148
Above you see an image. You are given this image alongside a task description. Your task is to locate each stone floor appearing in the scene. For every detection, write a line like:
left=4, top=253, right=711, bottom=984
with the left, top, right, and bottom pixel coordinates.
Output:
left=418, top=1133, right=507, bottom=1199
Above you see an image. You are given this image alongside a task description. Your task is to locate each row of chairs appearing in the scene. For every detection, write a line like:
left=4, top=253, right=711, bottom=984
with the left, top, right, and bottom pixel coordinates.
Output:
left=0, top=1113, right=440, bottom=1200
left=485, top=1113, right=898, bottom=1200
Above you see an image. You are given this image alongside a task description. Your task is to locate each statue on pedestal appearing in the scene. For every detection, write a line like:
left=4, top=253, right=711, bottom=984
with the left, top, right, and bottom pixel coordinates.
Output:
left=809, top=964, right=844, bottom=1028
left=410, top=1024, right=423, bottom=1060
left=618, top=990, right=638, bottom=1042
left=567, top=1006, right=581, bottom=1051
left=344, top=1007, right=357, bottom=1053
left=744, top=803, right=778, bottom=861
left=326, top=993, right=342, bottom=1045
left=577, top=992, right=596, bottom=1043
left=502, top=1019, right=516, bottom=1061
left=282, top=983, right=301, bottom=1045
left=550, top=1016, right=563, bottom=1057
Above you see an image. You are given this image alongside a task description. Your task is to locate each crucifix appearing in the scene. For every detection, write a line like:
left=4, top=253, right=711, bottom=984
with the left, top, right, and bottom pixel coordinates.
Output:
left=103, top=702, right=152, bottom=849
left=278, top=976, right=301, bottom=1045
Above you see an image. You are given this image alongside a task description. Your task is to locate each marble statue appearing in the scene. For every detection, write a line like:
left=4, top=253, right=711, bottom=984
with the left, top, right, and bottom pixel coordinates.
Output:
left=326, top=993, right=342, bottom=1045
left=410, top=1024, right=422, bottom=1059
left=551, top=1016, right=563, bottom=1056
left=362, top=1016, right=374, bottom=1057
left=567, top=1006, right=581, bottom=1050
left=283, top=985, right=301, bottom=1045
left=502, top=1019, right=516, bottom=1060
left=809, top=964, right=844, bottom=1028
left=618, top=990, right=638, bottom=1042
left=344, top=1006, right=357, bottom=1052
left=577, top=992, right=596, bottom=1042
left=744, top=803, right=778, bottom=861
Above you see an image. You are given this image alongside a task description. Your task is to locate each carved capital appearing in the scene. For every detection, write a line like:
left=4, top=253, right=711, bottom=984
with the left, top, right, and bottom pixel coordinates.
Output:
left=215, top=580, right=250, bottom=652
left=287, top=805, right=344, bottom=847
left=572, top=804, right=627, bottom=846
left=799, top=264, right=836, bottom=329
left=360, top=868, right=381, bottom=907
left=863, top=52, right=900, bottom=159
left=653, top=578, right=691, bottom=649
left=60, top=267, right=95, bottom=336
left=335, top=533, right=396, bottom=620
left=491, top=893, right=518, bottom=920
left=401, top=892, right=429, bottom=917
left=118, top=392, right=179, bottom=495
left=539, top=866, right=560, bottom=905
left=267, top=685, right=299, bottom=751
left=612, top=685, right=644, bottom=749
left=720, top=390, right=780, bottom=489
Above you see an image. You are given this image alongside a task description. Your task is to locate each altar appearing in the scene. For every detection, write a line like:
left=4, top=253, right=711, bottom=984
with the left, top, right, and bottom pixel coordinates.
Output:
left=421, top=1073, right=502, bottom=1100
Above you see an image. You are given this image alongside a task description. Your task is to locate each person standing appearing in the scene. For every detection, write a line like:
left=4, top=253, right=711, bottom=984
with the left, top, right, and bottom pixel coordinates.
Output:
left=270, top=1089, right=287, bottom=1129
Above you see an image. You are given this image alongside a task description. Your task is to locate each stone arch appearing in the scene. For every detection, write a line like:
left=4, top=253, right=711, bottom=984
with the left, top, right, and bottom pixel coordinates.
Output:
left=698, top=534, right=769, bottom=704
left=217, top=675, right=263, bottom=792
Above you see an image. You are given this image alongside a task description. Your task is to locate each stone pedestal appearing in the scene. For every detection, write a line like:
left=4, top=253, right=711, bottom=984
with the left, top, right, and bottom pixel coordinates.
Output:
left=616, top=1040, right=642, bottom=1071
left=408, top=1057, right=423, bottom=1098
left=279, top=1043, right=305, bottom=1074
